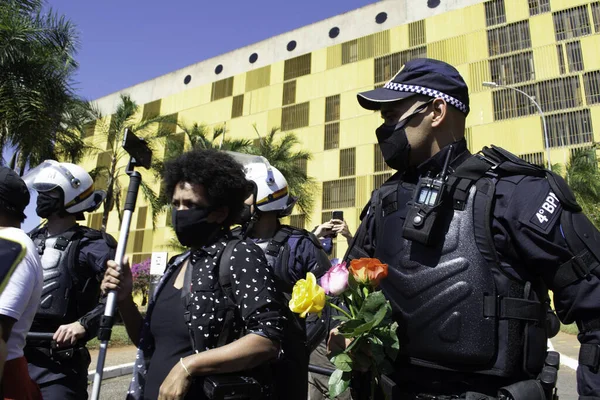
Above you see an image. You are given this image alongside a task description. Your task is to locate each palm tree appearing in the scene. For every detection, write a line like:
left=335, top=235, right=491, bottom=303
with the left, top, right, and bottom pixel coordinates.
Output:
left=0, top=0, right=81, bottom=172
left=249, top=126, right=316, bottom=218
left=90, top=94, right=176, bottom=231
left=563, top=145, right=600, bottom=228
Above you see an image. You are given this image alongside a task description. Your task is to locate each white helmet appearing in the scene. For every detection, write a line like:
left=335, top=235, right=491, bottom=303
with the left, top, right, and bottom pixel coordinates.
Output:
left=23, top=160, right=106, bottom=214
left=226, top=152, right=296, bottom=216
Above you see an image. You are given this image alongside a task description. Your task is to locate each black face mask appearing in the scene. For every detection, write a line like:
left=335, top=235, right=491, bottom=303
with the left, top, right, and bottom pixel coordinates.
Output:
left=238, top=204, right=253, bottom=225
left=36, top=192, right=64, bottom=218
left=375, top=100, right=433, bottom=172
left=172, top=207, right=222, bottom=248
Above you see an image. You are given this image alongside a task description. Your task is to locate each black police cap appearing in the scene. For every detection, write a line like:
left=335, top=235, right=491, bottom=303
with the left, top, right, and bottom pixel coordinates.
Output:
left=357, top=58, right=470, bottom=115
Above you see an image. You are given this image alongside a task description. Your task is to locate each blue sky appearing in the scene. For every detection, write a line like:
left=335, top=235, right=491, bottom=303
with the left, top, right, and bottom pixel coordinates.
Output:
left=19, top=0, right=375, bottom=232
left=48, top=0, right=375, bottom=101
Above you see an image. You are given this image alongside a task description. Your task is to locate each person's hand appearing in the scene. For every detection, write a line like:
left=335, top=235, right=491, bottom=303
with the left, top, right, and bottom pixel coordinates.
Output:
left=53, top=321, right=86, bottom=347
left=313, top=222, right=335, bottom=239
left=327, top=328, right=352, bottom=358
left=331, top=219, right=352, bottom=240
left=158, top=358, right=193, bottom=400
left=101, top=256, right=133, bottom=303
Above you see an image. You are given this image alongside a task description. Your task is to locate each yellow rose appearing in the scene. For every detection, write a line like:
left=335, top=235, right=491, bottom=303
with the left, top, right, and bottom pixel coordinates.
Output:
left=289, top=272, right=326, bottom=318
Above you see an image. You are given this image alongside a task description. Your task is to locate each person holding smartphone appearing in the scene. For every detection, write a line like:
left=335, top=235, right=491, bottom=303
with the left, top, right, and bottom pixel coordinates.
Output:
left=0, top=166, right=43, bottom=399
left=312, top=211, right=354, bottom=257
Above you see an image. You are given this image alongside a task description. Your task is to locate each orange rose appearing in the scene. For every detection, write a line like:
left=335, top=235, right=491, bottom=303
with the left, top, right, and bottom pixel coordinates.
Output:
left=349, top=258, right=388, bottom=287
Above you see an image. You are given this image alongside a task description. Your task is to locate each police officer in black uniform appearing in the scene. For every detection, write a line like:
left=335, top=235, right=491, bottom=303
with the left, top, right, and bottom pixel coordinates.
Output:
left=23, top=161, right=117, bottom=399
left=330, top=58, right=600, bottom=399
left=235, top=156, right=331, bottom=400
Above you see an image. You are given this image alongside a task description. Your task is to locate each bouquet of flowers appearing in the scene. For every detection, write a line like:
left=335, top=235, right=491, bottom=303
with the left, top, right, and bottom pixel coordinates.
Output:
left=289, top=258, right=399, bottom=399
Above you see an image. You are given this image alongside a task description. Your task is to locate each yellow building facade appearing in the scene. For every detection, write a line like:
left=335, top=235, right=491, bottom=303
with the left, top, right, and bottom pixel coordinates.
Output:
left=84, top=0, right=600, bottom=265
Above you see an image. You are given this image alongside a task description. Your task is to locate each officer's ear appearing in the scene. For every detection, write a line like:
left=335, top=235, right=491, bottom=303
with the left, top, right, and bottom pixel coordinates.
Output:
left=430, top=98, right=448, bottom=128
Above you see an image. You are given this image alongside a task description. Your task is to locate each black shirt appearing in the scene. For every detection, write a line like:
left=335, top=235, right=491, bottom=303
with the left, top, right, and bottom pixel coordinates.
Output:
left=144, top=263, right=202, bottom=400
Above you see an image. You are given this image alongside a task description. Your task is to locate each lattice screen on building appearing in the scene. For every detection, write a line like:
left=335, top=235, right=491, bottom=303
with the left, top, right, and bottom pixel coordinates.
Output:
left=339, top=148, right=356, bottom=177
left=88, top=213, right=102, bottom=230
left=284, top=54, right=312, bottom=81
left=485, top=0, right=506, bottom=27
left=245, top=65, right=271, bottom=92
left=408, top=20, right=426, bottom=47
left=231, top=94, right=244, bottom=118
left=373, top=173, right=393, bottom=189
left=322, top=178, right=356, bottom=209
left=83, top=121, right=96, bottom=138
left=211, top=77, right=234, bottom=101
left=325, top=95, right=340, bottom=122
left=281, top=102, right=309, bottom=131
left=374, top=47, right=427, bottom=84
left=519, top=151, right=545, bottom=167
left=552, top=5, right=591, bottom=41
left=373, top=144, right=392, bottom=172
left=487, top=21, right=531, bottom=57
left=283, top=81, right=297, bottom=106
left=547, top=109, right=593, bottom=147
left=289, top=214, right=306, bottom=230
left=528, top=0, right=550, bottom=16
left=137, top=206, right=148, bottom=230
left=342, top=31, right=390, bottom=65
left=324, top=122, right=340, bottom=150
left=584, top=70, right=600, bottom=104
left=490, top=51, right=535, bottom=85
left=142, top=99, right=161, bottom=119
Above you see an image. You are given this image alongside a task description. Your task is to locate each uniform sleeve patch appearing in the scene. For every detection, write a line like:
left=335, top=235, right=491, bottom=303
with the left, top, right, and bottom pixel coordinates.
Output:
left=524, top=190, right=562, bottom=234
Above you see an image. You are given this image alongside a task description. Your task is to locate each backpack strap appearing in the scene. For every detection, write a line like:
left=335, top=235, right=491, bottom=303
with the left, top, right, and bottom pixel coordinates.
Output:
left=265, top=226, right=294, bottom=259
left=217, top=239, right=242, bottom=348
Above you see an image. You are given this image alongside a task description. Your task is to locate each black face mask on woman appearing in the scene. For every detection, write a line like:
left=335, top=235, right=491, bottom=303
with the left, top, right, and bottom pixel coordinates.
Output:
left=375, top=100, right=433, bottom=172
left=172, top=207, right=221, bottom=248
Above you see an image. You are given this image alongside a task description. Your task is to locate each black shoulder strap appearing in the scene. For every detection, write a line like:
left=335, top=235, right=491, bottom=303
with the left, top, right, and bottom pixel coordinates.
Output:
left=265, top=226, right=294, bottom=258
left=217, top=239, right=242, bottom=347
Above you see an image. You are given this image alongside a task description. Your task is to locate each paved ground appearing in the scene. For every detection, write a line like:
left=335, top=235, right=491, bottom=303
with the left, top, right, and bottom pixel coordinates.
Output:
left=86, top=334, right=581, bottom=399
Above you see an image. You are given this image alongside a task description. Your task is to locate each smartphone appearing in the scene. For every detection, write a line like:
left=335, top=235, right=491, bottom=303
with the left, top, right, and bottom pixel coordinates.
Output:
left=0, top=237, right=26, bottom=295
left=122, top=128, right=152, bottom=169
left=332, top=210, right=344, bottom=221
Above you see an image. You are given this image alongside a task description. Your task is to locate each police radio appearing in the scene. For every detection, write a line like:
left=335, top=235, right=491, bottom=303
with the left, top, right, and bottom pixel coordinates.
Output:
left=402, top=145, right=454, bottom=246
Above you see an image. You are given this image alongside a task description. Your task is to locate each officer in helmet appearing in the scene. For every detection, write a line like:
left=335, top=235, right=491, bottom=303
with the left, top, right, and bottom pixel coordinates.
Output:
left=328, top=58, right=600, bottom=399
left=23, top=160, right=117, bottom=400
left=232, top=154, right=331, bottom=400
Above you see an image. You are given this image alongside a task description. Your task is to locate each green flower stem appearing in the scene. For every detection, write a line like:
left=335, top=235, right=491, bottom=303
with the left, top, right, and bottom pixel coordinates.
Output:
left=329, top=302, right=352, bottom=319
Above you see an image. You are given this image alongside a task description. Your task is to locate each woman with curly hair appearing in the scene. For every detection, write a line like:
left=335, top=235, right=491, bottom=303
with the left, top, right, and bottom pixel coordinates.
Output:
left=101, top=149, right=286, bottom=400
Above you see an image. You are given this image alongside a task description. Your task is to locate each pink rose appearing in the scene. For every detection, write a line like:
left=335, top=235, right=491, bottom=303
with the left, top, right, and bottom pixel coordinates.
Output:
left=320, top=262, right=349, bottom=296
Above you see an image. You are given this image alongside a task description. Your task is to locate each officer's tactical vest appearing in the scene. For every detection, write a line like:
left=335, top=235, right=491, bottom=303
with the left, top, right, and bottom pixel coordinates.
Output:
left=261, top=225, right=330, bottom=293
left=31, top=226, right=103, bottom=326
left=370, top=145, right=594, bottom=379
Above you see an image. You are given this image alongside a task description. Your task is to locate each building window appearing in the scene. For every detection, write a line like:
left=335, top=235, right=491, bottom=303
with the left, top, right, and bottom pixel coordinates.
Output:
left=408, top=20, right=426, bottom=47
left=593, top=2, right=600, bottom=32
left=164, top=132, right=185, bottom=161
left=374, top=47, right=427, bottom=84
left=374, top=144, right=392, bottom=172
left=293, top=158, right=308, bottom=177
left=136, top=206, right=148, bottom=230
left=547, top=109, right=593, bottom=148
left=82, top=121, right=96, bottom=138
left=490, top=51, right=535, bottom=85
left=552, top=5, right=591, bottom=41
left=339, top=148, right=356, bottom=177
left=211, top=77, right=234, bottom=101
left=565, top=41, right=584, bottom=72
left=487, top=21, right=531, bottom=57
left=289, top=214, right=306, bottom=230
left=583, top=70, right=600, bottom=105
left=284, top=53, right=312, bottom=81
left=325, top=95, right=340, bottom=122
left=528, top=0, right=550, bottom=16
left=519, top=151, right=545, bottom=167
left=570, top=145, right=596, bottom=160
left=282, top=81, right=296, bottom=106
left=373, top=172, right=393, bottom=189
left=485, top=0, right=506, bottom=27
left=340, top=31, right=389, bottom=66
left=324, top=123, right=340, bottom=150
left=281, top=102, right=309, bottom=131
left=231, top=94, right=244, bottom=118
left=492, top=76, right=582, bottom=120
left=557, top=45, right=566, bottom=75
left=322, top=178, right=356, bottom=210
